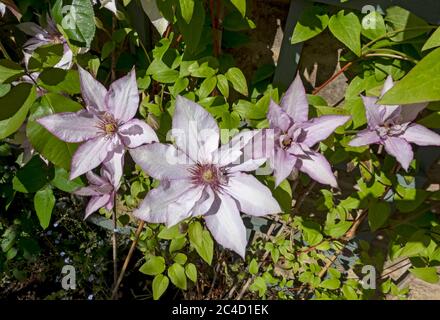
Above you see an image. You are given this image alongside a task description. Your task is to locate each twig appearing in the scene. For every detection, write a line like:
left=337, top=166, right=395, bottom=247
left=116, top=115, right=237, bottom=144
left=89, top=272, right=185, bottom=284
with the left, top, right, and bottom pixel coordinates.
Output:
left=234, top=181, right=316, bottom=300
left=112, top=197, right=118, bottom=290
left=312, top=62, right=353, bottom=95
left=111, top=220, right=145, bottom=299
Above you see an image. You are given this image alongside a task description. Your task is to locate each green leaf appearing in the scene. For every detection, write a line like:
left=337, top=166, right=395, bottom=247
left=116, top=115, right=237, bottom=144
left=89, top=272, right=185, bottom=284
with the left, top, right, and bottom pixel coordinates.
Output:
left=140, top=256, right=166, bottom=276
left=63, top=0, right=96, bottom=47
left=185, top=263, right=197, bottom=282
left=394, top=187, right=429, bottom=213
left=409, top=267, right=439, bottom=284
left=342, top=284, right=358, bottom=300
left=226, top=67, right=248, bottom=96
left=361, top=11, right=386, bottom=40
left=291, top=6, right=329, bottom=44
left=0, top=84, right=36, bottom=140
left=158, top=224, right=186, bottom=240
left=368, top=201, right=391, bottom=232
left=188, top=221, right=214, bottom=265
left=249, top=277, right=266, bottom=297
left=27, top=94, right=81, bottom=170
left=146, top=60, right=179, bottom=83
left=38, top=69, right=81, bottom=95
left=34, top=186, right=55, bottom=230
left=400, top=233, right=430, bottom=258
left=152, top=274, right=169, bottom=300
left=325, top=220, right=352, bottom=238
left=380, top=48, right=440, bottom=104
left=423, top=27, right=440, bottom=51
left=198, top=76, right=217, bottom=99
left=179, top=0, right=194, bottom=24
left=320, top=278, right=340, bottom=290
left=12, top=156, right=51, bottom=193
left=169, top=237, right=187, bottom=253
left=230, top=0, right=246, bottom=17
left=329, top=11, right=361, bottom=56
left=249, top=258, right=259, bottom=275
left=170, top=78, right=189, bottom=97
left=301, top=220, right=323, bottom=246
left=216, top=74, right=229, bottom=98
left=0, top=83, right=11, bottom=98
left=0, top=60, right=24, bottom=83
left=0, top=83, right=35, bottom=121
left=51, top=167, right=84, bottom=192
left=385, top=6, right=430, bottom=42
left=168, top=263, right=187, bottom=290
left=173, top=253, right=187, bottom=265
left=176, top=1, right=205, bottom=53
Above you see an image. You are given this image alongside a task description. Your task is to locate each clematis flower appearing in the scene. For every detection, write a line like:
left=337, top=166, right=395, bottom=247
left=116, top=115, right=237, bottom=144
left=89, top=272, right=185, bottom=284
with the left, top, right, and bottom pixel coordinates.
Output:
left=130, top=96, right=281, bottom=258
left=265, top=74, right=350, bottom=188
left=74, top=161, right=120, bottom=219
left=349, top=76, right=440, bottom=170
left=17, top=17, right=73, bottom=70
left=93, top=0, right=117, bottom=14
left=37, top=66, right=158, bottom=180
left=0, top=3, right=5, bottom=17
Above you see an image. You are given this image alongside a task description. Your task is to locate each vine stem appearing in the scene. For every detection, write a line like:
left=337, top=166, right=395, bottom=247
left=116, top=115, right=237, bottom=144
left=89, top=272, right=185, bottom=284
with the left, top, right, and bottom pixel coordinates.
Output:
left=111, top=220, right=145, bottom=299
left=312, top=62, right=353, bottom=95
left=232, top=181, right=316, bottom=300
left=111, top=195, right=118, bottom=292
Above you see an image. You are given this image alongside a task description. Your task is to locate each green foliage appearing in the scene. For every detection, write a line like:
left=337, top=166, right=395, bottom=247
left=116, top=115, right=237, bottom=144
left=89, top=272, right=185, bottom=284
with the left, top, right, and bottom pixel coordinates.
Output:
left=1, top=0, right=440, bottom=301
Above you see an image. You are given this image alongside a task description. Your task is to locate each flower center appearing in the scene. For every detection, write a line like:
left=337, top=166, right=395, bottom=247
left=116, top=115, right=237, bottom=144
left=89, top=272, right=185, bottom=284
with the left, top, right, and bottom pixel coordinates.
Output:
left=97, top=113, right=119, bottom=136
left=189, top=163, right=227, bottom=191
left=280, top=134, right=293, bottom=150
left=376, top=123, right=406, bottom=138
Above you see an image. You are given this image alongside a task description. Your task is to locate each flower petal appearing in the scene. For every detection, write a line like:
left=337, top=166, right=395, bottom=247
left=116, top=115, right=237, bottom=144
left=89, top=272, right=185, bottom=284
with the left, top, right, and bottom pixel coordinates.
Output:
left=70, top=135, right=113, bottom=179
left=54, top=44, right=73, bottom=70
left=133, top=179, right=193, bottom=224
left=17, top=22, right=46, bottom=36
left=280, top=74, right=309, bottom=123
left=106, top=68, right=139, bottom=122
left=298, top=151, right=338, bottom=187
left=85, top=194, right=111, bottom=219
left=74, top=186, right=102, bottom=196
left=271, top=148, right=296, bottom=187
left=37, top=111, right=100, bottom=143
left=228, top=158, right=266, bottom=173
left=213, top=130, right=259, bottom=166
left=348, top=129, right=380, bottom=147
left=191, top=187, right=215, bottom=216
left=225, top=172, right=281, bottom=216
left=129, top=143, right=193, bottom=180
left=102, top=0, right=117, bottom=13
left=86, top=170, right=107, bottom=186
left=362, top=95, right=385, bottom=128
left=205, top=193, right=247, bottom=259
left=166, top=185, right=204, bottom=227
left=380, top=75, right=394, bottom=97
left=383, top=136, right=413, bottom=171
left=302, top=115, right=350, bottom=147
left=399, top=103, right=427, bottom=123
left=78, top=66, right=108, bottom=112
left=118, top=119, right=158, bottom=148
left=267, top=100, right=292, bottom=131
left=173, top=95, right=219, bottom=162
left=401, top=124, right=440, bottom=147
left=101, top=147, right=125, bottom=188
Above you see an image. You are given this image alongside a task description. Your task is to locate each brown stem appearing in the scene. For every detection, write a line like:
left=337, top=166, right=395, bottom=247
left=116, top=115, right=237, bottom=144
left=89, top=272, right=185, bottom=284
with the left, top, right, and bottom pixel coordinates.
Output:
left=209, top=0, right=221, bottom=57
left=111, top=220, right=145, bottom=299
left=112, top=200, right=118, bottom=289
left=111, top=16, right=117, bottom=82
left=312, top=61, right=353, bottom=95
